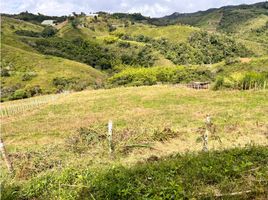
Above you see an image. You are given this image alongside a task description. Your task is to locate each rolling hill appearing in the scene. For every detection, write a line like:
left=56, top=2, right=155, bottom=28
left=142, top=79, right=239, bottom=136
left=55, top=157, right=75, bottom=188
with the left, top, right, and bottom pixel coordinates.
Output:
left=150, top=1, right=268, bottom=55
left=0, top=17, right=105, bottom=101
left=1, top=2, right=268, bottom=199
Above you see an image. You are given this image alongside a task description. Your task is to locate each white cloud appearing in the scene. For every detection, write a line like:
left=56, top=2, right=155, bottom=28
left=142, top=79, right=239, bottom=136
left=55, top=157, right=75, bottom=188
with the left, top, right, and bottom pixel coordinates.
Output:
left=0, top=0, right=263, bottom=17
left=127, top=3, right=169, bottom=17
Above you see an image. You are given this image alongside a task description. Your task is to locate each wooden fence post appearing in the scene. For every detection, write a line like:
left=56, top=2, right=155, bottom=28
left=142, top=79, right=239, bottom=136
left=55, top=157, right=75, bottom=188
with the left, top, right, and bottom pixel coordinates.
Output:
left=202, top=115, right=212, bottom=152
left=0, top=138, right=14, bottom=173
left=108, top=120, right=113, bottom=155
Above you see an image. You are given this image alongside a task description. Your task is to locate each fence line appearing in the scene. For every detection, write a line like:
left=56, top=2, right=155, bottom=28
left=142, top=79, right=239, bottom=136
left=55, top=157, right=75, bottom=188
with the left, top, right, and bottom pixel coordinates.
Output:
left=0, top=95, right=59, bottom=117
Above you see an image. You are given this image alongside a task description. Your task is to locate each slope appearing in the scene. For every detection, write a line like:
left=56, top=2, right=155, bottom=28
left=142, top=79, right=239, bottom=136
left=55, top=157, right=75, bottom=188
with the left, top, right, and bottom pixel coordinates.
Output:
left=1, top=16, right=43, bottom=51
left=1, top=44, right=105, bottom=101
left=153, top=2, right=268, bottom=32
left=1, top=16, right=105, bottom=101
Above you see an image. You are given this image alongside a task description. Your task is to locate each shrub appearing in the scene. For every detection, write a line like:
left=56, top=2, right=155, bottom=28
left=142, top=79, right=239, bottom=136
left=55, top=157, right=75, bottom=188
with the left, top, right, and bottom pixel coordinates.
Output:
left=15, top=30, right=41, bottom=37
left=21, top=72, right=37, bottom=81
left=25, top=85, right=42, bottom=97
left=41, top=26, right=57, bottom=37
left=9, top=89, right=28, bottom=100
left=118, top=41, right=131, bottom=48
left=225, top=57, right=241, bottom=65
left=109, top=66, right=213, bottom=86
left=103, top=36, right=118, bottom=44
left=238, top=72, right=267, bottom=90
left=212, top=76, right=225, bottom=90
left=1, top=68, right=10, bottom=77
left=0, top=85, right=21, bottom=101
left=70, top=18, right=80, bottom=28
left=213, top=72, right=268, bottom=90
left=52, top=77, right=76, bottom=92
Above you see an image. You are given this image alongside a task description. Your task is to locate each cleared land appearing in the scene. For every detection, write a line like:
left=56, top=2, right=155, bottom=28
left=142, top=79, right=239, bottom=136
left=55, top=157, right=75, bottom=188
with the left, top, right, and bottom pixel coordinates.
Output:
left=1, top=85, right=268, bottom=199
left=1, top=86, right=267, bottom=173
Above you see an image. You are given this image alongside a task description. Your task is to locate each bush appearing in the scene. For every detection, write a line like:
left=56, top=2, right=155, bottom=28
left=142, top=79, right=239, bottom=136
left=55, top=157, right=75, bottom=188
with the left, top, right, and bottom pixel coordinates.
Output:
left=109, top=66, right=213, bottom=86
left=41, top=26, right=57, bottom=37
left=118, top=41, right=131, bottom=48
left=9, top=89, right=28, bottom=100
left=225, top=57, right=240, bottom=65
left=212, top=76, right=225, bottom=90
left=103, top=36, right=118, bottom=44
left=70, top=18, right=80, bottom=28
left=0, top=85, right=21, bottom=101
left=212, top=72, right=268, bottom=90
left=25, top=85, right=42, bottom=96
left=1, top=68, right=10, bottom=77
left=15, top=30, right=41, bottom=37
left=52, top=77, right=76, bottom=92
left=21, top=72, right=37, bottom=81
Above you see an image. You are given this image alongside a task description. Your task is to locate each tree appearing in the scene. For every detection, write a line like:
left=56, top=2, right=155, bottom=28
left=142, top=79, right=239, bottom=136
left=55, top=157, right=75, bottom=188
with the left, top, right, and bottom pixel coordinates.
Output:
left=41, top=26, right=57, bottom=37
left=71, top=18, right=80, bottom=28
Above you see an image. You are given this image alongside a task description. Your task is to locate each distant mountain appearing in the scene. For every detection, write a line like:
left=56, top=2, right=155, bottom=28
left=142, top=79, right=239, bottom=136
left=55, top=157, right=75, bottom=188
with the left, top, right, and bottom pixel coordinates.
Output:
left=149, top=1, right=268, bottom=32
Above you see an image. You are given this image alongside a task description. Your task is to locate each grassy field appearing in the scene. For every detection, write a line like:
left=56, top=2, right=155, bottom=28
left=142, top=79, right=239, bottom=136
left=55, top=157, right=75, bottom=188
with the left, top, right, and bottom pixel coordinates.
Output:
left=1, top=85, right=268, bottom=199
left=116, top=24, right=198, bottom=42
left=1, top=85, right=267, bottom=172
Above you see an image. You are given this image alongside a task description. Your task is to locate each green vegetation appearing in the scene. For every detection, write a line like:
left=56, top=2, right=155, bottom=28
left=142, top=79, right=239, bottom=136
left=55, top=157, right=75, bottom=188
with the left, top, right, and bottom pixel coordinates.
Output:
left=109, top=66, right=213, bottom=86
left=25, top=36, right=156, bottom=69
left=119, top=31, right=251, bottom=65
left=151, top=2, right=268, bottom=32
left=1, top=44, right=104, bottom=101
left=115, top=24, right=198, bottom=43
left=1, top=2, right=268, bottom=199
left=14, top=26, right=57, bottom=38
left=1, top=84, right=268, bottom=199
left=212, top=72, right=268, bottom=90
left=2, top=146, right=268, bottom=199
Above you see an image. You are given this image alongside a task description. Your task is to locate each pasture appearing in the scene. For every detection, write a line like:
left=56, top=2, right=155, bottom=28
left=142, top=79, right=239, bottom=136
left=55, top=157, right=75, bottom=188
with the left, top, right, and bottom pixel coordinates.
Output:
left=1, top=85, right=267, bottom=173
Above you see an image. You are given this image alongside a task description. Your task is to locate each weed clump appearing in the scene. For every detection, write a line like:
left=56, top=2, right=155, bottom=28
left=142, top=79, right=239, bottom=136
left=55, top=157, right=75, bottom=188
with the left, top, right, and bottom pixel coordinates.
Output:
left=65, top=127, right=106, bottom=153
left=152, top=127, right=179, bottom=142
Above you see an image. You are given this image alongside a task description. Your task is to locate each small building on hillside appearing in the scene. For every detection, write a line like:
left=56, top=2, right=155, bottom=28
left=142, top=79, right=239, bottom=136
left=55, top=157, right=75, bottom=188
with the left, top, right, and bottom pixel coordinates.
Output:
left=41, top=20, right=56, bottom=26
left=88, top=13, right=98, bottom=17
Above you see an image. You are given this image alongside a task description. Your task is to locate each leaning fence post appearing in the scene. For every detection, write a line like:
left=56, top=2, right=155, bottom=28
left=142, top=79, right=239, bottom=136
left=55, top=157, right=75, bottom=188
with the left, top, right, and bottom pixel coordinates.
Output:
left=202, top=115, right=212, bottom=152
left=0, top=138, right=14, bottom=173
left=108, top=120, right=113, bottom=155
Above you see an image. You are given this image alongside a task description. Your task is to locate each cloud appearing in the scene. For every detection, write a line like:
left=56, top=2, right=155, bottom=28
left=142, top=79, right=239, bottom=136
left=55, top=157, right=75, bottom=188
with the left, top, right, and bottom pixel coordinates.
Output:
left=1, top=0, right=263, bottom=17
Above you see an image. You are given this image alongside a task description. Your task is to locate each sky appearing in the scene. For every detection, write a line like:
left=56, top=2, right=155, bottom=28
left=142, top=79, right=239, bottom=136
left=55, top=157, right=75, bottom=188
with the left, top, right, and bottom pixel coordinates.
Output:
left=1, top=0, right=265, bottom=17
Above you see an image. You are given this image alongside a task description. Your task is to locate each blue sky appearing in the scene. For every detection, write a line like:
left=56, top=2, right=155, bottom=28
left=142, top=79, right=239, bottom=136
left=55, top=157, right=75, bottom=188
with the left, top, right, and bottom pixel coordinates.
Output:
left=1, top=0, right=264, bottom=17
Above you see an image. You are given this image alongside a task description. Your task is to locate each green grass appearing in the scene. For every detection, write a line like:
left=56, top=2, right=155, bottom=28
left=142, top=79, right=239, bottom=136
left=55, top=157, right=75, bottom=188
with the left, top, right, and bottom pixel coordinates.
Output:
left=1, top=16, right=43, bottom=52
left=115, top=24, right=198, bottom=43
left=2, top=146, right=268, bottom=199
left=1, top=86, right=267, bottom=177
left=1, top=44, right=105, bottom=101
